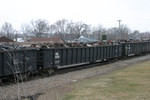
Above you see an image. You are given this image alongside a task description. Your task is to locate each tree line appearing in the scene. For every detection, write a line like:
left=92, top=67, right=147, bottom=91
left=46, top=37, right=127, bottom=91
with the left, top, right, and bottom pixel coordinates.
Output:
left=0, top=19, right=150, bottom=41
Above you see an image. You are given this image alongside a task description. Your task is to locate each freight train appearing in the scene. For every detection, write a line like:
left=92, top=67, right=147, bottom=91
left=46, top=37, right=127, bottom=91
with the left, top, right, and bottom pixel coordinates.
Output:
left=0, top=41, right=150, bottom=78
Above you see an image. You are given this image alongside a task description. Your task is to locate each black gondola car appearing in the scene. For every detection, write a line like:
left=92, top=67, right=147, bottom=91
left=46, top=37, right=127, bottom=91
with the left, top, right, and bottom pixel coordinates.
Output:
left=1, top=41, right=150, bottom=78
left=0, top=49, right=37, bottom=77
left=38, top=44, right=122, bottom=70
left=122, top=42, right=150, bottom=56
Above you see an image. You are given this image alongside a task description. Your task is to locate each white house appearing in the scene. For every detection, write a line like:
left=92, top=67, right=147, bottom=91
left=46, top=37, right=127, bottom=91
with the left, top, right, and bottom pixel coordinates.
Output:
left=78, top=34, right=98, bottom=43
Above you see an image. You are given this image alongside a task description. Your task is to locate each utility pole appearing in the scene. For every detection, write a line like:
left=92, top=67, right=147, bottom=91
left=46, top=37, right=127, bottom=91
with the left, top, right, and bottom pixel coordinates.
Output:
left=117, top=20, right=122, bottom=40
left=117, top=20, right=122, bottom=28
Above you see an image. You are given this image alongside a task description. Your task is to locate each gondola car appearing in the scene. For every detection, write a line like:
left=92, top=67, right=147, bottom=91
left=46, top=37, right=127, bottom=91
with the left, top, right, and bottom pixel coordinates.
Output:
left=0, top=41, right=150, bottom=78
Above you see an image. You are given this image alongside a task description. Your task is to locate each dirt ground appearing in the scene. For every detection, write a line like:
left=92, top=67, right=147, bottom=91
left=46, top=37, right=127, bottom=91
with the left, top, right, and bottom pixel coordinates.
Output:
left=1, top=54, right=150, bottom=100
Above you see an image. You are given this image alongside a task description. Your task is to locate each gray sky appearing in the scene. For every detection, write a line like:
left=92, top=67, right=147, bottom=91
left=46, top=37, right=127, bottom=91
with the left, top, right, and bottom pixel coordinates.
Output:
left=0, top=0, right=150, bottom=32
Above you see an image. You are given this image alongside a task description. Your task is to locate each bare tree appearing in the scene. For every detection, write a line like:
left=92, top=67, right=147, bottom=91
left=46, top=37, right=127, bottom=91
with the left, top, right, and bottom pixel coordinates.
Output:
left=65, top=21, right=76, bottom=34
left=0, top=22, right=15, bottom=39
left=52, top=19, right=77, bottom=39
left=21, top=24, right=32, bottom=34
left=52, top=19, right=69, bottom=39
left=20, top=19, right=91, bottom=41
left=74, top=22, right=90, bottom=38
left=107, top=27, right=118, bottom=40
left=49, top=24, right=56, bottom=37
left=30, top=19, right=50, bottom=37
left=107, top=24, right=130, bottom=40
left=119, top=24, right=130, bottom=40
left=92, top=25, right=106, bottom=40
left=21, top=24, right=33, bottom=41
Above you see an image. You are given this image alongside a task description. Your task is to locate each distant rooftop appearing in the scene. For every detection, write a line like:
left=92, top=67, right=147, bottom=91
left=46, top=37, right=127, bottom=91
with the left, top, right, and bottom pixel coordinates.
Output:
left=29, top=37, right=65, bottom=43
left=0, top=36, right=14, bottom=42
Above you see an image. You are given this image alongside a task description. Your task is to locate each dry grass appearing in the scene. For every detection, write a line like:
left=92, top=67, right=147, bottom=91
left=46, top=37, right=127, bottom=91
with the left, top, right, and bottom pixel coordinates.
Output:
left=63, top=61, right=150, bottom=100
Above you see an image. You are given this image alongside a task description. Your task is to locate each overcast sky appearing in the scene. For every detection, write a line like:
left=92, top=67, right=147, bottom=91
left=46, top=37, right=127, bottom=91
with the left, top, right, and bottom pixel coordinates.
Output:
left=0, top=0, right=150, bottom=32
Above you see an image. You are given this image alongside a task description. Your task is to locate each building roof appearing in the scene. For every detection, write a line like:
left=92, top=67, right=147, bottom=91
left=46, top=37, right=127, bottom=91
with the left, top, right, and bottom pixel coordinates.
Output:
left=29, top=37, right=64, bottom=43
left=0, top=36, right=14, bottom=42
left=78, top=34, right=98, bottom=43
